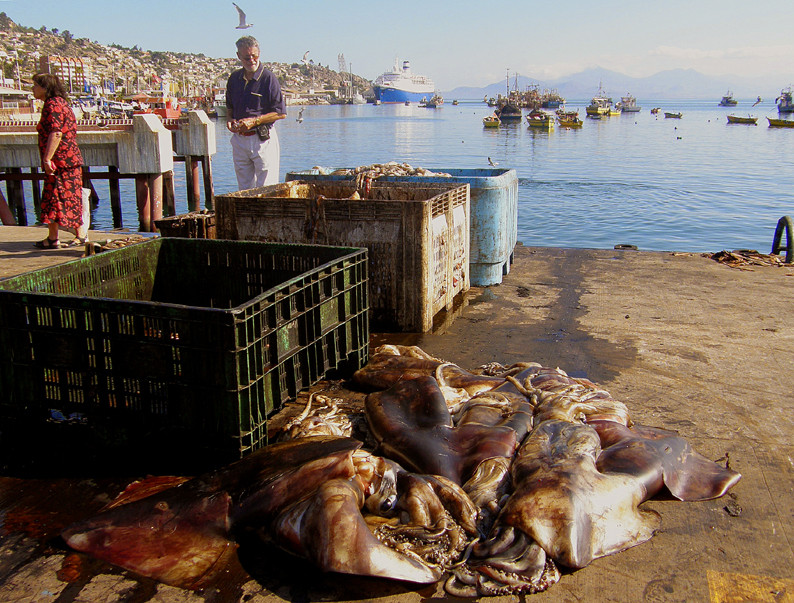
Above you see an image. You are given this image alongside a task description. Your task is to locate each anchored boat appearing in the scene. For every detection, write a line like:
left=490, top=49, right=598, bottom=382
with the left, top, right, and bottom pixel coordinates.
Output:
left=726, top=115, right=758, bottom=125
left=719, top=91, right=738, bottom=107
left=526, top=110, right=553, bottom=129
left=211, top=89, right=227, bottom=118
left=616, top=94, right=641, bottom=113
left=586, top=84, right=612, bottom=116
left=557, top=110, right=583, bottom=128
left=494, top=100, right=522, bottom=121
left=776, top=87, right=794, bottom=113
left=420, top=94, right=444, bottom=108
left=767, top=117, right=794, bottom=128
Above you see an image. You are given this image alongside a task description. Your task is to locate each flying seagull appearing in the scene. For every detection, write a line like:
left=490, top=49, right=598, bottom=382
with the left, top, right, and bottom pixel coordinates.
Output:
left=233, top=3, right=252, bottom=29
left=488, top=157, right=498, bottom=166
left=297, top=107, right=305, bottom=123
left=301, top=51, right=310, bottom=66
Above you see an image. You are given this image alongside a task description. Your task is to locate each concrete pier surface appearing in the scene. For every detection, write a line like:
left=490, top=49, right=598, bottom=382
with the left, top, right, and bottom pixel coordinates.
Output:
left=0, top=225, right=148, bottom=276
left=0, top=229, right=792, bottom=602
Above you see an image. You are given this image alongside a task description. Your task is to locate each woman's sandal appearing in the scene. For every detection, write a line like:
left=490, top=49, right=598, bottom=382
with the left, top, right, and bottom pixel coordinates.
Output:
left=34, top=237, right=64, bottom=249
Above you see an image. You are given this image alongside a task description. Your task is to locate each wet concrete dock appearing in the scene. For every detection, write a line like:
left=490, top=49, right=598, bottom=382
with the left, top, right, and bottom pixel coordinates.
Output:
left=0, top=226, right=792, bottom=602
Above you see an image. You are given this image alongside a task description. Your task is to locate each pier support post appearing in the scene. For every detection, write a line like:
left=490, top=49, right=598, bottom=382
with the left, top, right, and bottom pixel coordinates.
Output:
left=135, top=175, right=152, bottom=232
left=201, top=155, right=214, bottom=209
left=184, top=157, right=196, bottom=211
left=31, top=168, right=41, bottom=213
left=163, top=170, right=176, bottom=216
left=109, top=166, right=122, bottom=228
left=81, top=166, right=100, bottom=204
left=149, top=173, right=163, bottom=226
left=191, top=157, right=201, bottom=208
left=0, top=188, right=15, bottom=225
left=185, top=157, right=201, bottom=211
left=7, top=169, right=27, bottom=226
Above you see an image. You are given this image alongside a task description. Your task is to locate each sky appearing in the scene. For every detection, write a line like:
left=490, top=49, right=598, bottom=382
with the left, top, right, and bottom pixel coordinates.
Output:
left=3, top=0, right=794, bottom=91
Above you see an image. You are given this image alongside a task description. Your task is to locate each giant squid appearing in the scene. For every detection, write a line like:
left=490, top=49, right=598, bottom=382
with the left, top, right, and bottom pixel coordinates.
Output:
left=61, top=436, right=478, bottom=589
left=61, top=346, right=742, bottom=599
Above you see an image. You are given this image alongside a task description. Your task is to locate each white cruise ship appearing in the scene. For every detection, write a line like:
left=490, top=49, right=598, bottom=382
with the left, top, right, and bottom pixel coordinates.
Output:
left=372, top=59, right=435, bottom=104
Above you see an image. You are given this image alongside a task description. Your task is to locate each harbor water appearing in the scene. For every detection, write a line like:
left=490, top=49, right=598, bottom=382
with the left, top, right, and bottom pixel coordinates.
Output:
left=31, top=99, right=794, bottom=253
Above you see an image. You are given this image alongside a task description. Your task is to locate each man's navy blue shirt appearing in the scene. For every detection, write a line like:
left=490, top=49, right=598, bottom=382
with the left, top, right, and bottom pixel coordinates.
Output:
left=226, top=63, right=285, bottom=121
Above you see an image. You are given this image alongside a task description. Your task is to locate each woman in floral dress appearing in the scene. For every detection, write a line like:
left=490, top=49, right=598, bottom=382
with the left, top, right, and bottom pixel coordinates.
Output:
left=32, top=73, right=84, bottom=248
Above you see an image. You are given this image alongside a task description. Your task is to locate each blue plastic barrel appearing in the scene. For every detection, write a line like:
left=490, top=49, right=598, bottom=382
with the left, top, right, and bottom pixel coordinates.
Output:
left=285, top=168, right=518, bottom=286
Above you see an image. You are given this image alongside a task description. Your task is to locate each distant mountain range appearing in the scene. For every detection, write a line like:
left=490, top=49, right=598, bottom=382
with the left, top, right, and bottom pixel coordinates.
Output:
left=443, top=67, right=788, bottom=101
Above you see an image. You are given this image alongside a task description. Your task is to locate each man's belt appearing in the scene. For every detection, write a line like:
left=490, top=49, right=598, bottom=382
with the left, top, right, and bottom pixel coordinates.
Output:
left=240, top=130, right=258, bottom=137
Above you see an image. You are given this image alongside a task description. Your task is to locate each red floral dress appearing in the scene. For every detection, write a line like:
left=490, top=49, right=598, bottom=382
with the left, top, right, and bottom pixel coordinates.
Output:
left=37, top=96, right=83, bottom=229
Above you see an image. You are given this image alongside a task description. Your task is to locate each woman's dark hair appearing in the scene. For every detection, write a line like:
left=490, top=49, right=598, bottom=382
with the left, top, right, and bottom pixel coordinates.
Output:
left=32, top=73, right=69, bottom=101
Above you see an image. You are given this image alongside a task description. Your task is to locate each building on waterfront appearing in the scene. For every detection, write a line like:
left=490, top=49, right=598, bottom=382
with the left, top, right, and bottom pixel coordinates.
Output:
left=38, top=55, right=91, bottom=94
left=0, top=83, right=34, bottom=119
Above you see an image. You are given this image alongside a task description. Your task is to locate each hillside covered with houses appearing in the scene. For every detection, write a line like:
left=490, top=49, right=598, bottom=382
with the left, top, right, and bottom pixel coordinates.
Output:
left=0, top=13, right=372, bottom=107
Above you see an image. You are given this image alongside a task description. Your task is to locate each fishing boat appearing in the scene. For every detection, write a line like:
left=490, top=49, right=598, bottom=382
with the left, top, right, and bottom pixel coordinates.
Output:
left=373, top=59, right=435, bottom=104
left=420, top=94, right=444, bottom=108
left=526, top=110, right=553, bottom=129
left=557, top=114, right=583, bottom=128
left=491, top=71, right=524, bottom=122
left=452, top=100, right=459, bottom=106
left=664, top=112, right=682, bottom=119
left=483, top=114, right=501, bottom=128
left=133, top=90, right=181, bottom=119
left=495, top=100, right=522, bottom=121
left=211, top=89, right=227, bottom=118
left=767, top=117, right=794, bottom=128
left=726, top=115, right=758, bottom=125
left=607, top=107, right=622, bottom=117
left=776, top=87, right=794, bottom=113
left=586, top=84, right=612, bottom=116
left=540, top=88, right=565, bottom=108
left=616, top=94, right=641, bottom=113
left=718, top=91, right=738, bottom=107
left=650, top=107, right=661, bottom=115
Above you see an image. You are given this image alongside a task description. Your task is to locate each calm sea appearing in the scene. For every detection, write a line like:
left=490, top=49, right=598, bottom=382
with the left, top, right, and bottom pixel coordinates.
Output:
left=33, top=99, right=794, bottom=253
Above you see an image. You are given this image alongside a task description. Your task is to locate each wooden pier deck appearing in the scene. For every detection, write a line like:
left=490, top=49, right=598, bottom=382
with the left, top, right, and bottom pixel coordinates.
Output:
left=0, top=233, right=791, bottom=602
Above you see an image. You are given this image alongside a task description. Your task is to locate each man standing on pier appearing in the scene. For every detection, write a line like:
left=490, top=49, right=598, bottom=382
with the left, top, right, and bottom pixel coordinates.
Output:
left=226, top=36, right=286, bottom=190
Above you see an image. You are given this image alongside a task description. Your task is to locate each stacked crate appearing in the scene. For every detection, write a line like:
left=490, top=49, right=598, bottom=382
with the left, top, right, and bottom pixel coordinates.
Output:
left=216, top=180, right=470, bottom=332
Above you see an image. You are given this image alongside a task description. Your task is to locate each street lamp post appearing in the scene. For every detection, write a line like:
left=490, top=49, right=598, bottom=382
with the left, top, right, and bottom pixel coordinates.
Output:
left=12, top=50, right=20, bottom=89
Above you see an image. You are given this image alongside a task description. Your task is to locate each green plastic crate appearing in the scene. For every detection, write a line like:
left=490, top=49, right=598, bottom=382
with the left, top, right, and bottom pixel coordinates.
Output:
left=0, top=238, right=368, bottom=467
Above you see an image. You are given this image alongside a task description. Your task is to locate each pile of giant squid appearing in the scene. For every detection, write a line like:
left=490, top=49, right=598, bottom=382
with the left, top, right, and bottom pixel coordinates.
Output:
left=61, top=345, right=741, bottom=597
